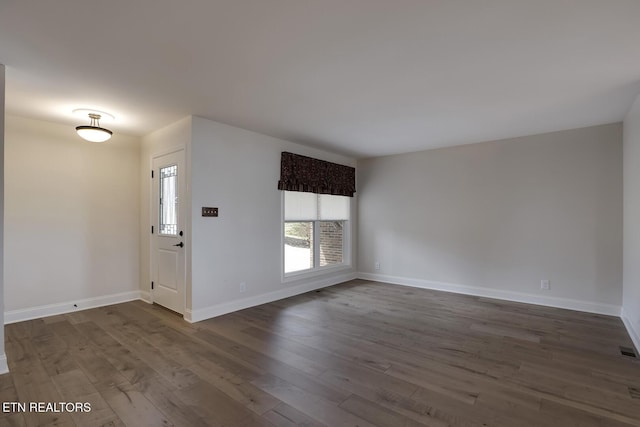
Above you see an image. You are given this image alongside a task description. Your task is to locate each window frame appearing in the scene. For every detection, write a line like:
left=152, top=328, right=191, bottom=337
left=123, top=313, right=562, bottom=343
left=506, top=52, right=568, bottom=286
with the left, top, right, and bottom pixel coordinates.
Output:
left=281, top=192, right=352, bottom=281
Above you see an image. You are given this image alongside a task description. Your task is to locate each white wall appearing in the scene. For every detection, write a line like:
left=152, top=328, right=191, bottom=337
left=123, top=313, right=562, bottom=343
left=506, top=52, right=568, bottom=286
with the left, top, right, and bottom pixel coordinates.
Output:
left=0, top=64, right=7, bottom=373
left=358, top=123, right=623, bottom=314
left=140, top=116, right=192, bottom=306
left=4, top=116, right=141, bottom=321
left=623, top=95, right=640, bottom=351
left=189, top=116, right=357, bottom=321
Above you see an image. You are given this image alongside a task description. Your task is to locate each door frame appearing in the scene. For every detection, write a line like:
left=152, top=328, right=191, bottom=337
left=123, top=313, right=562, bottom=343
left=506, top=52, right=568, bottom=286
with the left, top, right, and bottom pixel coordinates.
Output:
left=148, top=145, right=188, bottom=315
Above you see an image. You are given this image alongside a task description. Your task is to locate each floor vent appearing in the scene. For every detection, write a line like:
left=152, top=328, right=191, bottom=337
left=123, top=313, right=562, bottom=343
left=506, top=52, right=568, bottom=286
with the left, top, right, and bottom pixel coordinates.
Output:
left=629, top=387, right=640, bottom=399
left=620, top=346, right=637, bottom=358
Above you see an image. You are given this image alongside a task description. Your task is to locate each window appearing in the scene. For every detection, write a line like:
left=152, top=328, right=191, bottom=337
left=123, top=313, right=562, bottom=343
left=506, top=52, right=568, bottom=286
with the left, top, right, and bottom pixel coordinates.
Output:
left=159, top=164, right=178, bottom=235
left=283, top=191, right=350, bottom=275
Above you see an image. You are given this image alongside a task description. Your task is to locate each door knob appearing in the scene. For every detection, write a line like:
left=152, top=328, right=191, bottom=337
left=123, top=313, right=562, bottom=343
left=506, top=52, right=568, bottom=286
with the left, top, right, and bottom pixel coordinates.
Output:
left=173, top=242, right=184, bottom=248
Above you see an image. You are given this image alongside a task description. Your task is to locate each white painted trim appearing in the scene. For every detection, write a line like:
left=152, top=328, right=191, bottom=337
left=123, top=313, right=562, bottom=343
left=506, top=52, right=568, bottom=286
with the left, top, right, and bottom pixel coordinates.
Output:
left=282, top=264, right=353, bottom=284
left=150, top=144, right=187, bottom=159
left=4, top=291, right=143, bottom=324
left=2, top=272, right=355, bottom=325
left=187, top=272, right=357, bottom=323
left=150, top=147, right=188, bottom=317
left=280, top=191, right=354, bottom=284
left=358, top=273, right=622, bottom=317
left=621, top=307, right=640, bottom=354
left=0, top=354, right=8, bottom=375
left=140, top=291, right=152, bottom=304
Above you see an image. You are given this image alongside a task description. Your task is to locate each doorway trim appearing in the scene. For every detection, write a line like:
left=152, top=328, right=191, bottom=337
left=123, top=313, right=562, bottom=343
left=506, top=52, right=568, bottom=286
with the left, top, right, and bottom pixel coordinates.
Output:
left=148, top=145, right=188, bottom=316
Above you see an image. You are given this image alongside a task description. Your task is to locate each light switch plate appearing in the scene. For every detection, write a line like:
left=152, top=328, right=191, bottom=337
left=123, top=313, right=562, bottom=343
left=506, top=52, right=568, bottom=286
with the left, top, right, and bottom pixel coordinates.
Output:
left=202, top=207, right=218, bottom=217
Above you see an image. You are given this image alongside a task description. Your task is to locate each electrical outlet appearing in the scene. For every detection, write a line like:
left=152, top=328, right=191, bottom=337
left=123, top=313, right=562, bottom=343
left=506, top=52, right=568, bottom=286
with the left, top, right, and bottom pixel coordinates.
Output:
left=375, top=261, right=380, bottom=271
left=540, top=279, right=550, bottom=290
left=239, top=282, right=246, bottom=293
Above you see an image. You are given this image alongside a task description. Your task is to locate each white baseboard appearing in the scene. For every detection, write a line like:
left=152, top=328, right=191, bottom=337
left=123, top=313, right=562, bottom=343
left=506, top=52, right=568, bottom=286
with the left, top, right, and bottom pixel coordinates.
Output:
left=0, top=354, right=8, bottom=375
left=358, top=273, right=622, bottom=317
left=140, top=291, right=152, bottom=304
left=4, top=291, right=143, bottom=324
left=621, top=307, right=640, bottom=353
left=187, top=272, right=358, bottom=323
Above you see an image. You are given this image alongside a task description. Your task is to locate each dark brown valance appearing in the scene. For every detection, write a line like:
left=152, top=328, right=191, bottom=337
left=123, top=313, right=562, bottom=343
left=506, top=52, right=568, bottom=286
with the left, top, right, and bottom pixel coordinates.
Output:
left=277, top=152, right=356, bottom=197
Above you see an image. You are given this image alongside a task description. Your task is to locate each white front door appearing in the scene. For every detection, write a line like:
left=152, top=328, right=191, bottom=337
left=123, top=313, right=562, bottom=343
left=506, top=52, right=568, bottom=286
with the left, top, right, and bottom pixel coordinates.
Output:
left=151, top=150, right=186, bottom=314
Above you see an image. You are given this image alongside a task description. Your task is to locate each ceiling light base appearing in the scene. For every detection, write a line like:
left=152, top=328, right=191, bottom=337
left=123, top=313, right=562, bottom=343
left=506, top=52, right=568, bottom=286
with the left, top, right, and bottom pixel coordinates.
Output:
left=75, top=112, right=113, bottom=142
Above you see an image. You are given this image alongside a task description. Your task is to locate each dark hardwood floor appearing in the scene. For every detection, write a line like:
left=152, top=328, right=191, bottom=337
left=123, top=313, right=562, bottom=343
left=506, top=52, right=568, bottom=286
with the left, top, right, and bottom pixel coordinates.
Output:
left=1, top=279, right=639, bottom=426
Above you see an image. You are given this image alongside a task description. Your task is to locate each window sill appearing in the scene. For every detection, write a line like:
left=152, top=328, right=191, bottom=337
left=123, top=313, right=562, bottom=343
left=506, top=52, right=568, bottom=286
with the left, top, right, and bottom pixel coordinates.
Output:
left=282, top=264, right=352, bottom=284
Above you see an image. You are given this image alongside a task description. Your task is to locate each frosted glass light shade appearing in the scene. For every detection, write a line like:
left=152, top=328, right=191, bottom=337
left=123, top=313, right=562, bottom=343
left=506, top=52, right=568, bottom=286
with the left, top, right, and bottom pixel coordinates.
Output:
left=76, top=125, right=113, bottom=142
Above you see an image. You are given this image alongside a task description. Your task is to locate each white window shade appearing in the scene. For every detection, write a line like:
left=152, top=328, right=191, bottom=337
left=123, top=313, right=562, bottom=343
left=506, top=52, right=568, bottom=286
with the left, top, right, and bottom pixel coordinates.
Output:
left=319, top=194, right=350, bottom=220
left=284, top=191, right=318, bottom=220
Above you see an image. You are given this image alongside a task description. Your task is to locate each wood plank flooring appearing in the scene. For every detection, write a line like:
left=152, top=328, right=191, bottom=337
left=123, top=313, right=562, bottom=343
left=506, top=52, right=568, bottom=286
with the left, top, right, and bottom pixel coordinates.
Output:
left=2, top=279, right=639, bottom=426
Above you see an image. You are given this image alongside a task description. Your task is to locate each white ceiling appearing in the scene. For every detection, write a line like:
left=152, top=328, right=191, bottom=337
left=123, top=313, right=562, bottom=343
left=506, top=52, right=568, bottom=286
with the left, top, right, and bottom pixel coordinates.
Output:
left=1, top=0, right=640, bottom=158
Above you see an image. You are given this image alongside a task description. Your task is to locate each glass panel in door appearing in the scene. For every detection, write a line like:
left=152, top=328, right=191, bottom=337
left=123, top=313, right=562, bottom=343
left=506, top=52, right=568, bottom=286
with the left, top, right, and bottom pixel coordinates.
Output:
left=159, top=164, right=178, bottom=235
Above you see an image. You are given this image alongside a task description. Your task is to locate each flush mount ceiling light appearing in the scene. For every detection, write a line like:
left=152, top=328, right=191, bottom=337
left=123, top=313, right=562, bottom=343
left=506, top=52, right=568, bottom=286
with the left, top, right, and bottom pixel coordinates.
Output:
left=75, top=111, right=113, bottom=142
